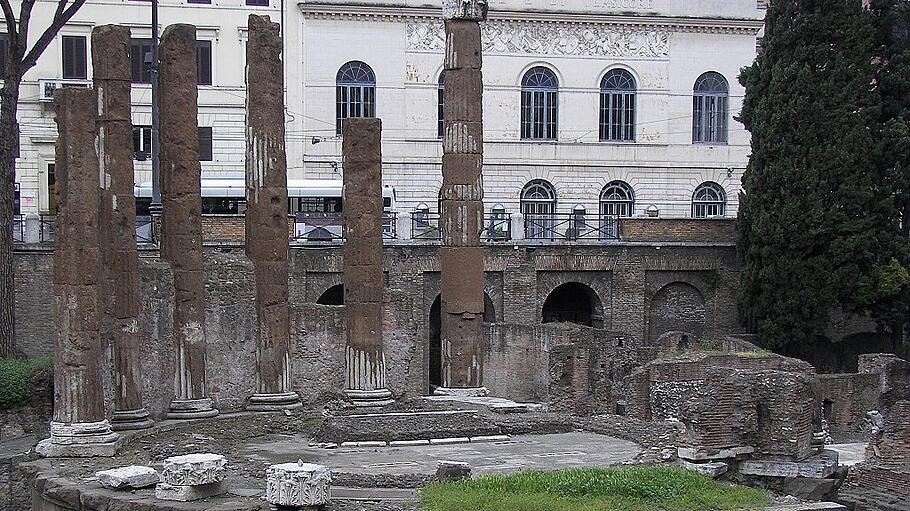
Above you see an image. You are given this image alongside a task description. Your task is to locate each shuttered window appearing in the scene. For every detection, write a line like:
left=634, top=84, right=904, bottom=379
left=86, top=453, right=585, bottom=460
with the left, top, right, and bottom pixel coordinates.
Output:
left=196, top=40, right=212, bottom=86
left=130, top=39, right=153, bottom=83
left=198, top=127, right=213, bottom=161
left=62, top=36, right=87, bottom=80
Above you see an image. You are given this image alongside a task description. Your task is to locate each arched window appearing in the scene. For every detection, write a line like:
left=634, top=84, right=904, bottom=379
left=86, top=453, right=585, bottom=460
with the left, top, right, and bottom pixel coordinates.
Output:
left=692, top=72, right=728, bottom=144
left=600, top=180, right=634, bottom=217
left=437, top=71, right=445, bottom=139
left=521, top=179, right=557, bottom=239
left=600, top=69, right=636, bottom=142
left=692, top=181, right=726, bottom=218
left=336, top=61, right=376, bottom=135
left=521, top=67, right=558, bottom=140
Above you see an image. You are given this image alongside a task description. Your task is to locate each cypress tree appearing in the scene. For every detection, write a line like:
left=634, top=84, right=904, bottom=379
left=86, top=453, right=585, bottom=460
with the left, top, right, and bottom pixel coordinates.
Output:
left=737, top=0, right=892, bottom=352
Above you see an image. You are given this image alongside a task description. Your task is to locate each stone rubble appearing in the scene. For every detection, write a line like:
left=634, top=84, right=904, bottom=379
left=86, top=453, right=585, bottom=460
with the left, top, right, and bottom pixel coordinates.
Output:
left=95, top=465, right=159, bottom=489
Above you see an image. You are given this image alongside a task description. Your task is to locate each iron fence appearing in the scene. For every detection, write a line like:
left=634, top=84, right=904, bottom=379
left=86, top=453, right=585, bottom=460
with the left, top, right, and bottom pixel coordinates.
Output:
left=410, top=211, right=440, bottom=241
left=291, top=211, right=399, bottom=243
left=136, top=215, right=156, bottom=244
left=39, top=214, right=55, bottom=243
left=382, top=212, right=397, bottom=240
left=12, top=214, right=24, bottom=243
left=523, top=213, right=620, bottom=241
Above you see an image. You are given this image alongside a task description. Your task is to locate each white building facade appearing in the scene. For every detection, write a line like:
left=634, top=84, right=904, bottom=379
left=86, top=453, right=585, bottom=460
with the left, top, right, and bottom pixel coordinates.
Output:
left=6, top=0, right=763, bottom=227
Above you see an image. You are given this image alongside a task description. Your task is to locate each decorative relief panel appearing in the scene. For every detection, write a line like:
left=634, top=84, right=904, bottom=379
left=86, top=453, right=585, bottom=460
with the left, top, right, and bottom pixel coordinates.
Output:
left=406, top=21, right=670, bottom=58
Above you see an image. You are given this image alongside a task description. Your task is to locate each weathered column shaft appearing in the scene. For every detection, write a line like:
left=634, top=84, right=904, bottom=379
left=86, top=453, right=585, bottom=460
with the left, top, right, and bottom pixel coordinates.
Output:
left=342, top=118, right=393, bottom=406
left=159, top=24, right=217, bottom=419
left=439, top=15, right=486, bottom=391
left=37, top=87, right=119, bottom=457
left=244, top=14, right=300, bottom=411
left=93, top=24, right=151, bottom=431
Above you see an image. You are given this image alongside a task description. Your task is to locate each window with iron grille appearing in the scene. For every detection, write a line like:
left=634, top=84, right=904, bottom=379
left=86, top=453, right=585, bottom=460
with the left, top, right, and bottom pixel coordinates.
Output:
left=693, top=72, right=729, bottom=144
left=600, top=180, right=634, bottom=217
left=132, top=125, right=152, bottom=160
left=336, top=61, right=376, bottom=135
left=692, top=181, right=726, bottom=218
left=521, top=179, right=557, bottom=239
left=198, top=127, right=213, bottom=161
left=246, top=0, right=269, bottom=6
left=437, top=71, right=445, bottom=139
left=599, top=69, right=636, bottom=142
left=62, top=36, right=87, bottom=80
left=521, top=67, right=558, bottom=140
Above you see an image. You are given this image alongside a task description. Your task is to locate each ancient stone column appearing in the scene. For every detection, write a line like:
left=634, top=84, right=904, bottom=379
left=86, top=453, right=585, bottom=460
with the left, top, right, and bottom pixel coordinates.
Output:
left=436, top=0, right=488, bottom=395
left=244, top=15, right=301, bottom=411
left=342, top=118, right=394, bottom=406
left=93, top=25, right=152, bottom=431
left=159, top=24, right=218, bottom=419
left=36, top=88, right=119, bottom=457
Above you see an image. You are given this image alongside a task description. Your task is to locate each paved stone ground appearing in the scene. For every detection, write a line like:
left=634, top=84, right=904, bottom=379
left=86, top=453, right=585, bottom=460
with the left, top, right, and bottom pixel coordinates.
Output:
left=825, top=443, right=868, bottom=466
left=242, top=432, right=642, bottom=476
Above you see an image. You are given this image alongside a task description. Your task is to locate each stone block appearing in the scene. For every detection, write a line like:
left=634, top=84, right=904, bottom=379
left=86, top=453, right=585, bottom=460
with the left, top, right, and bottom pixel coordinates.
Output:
left=677, top=446, right=754, bottom=461
left=436, top=460, right=471, bottom=482
left=265, top=461, right=331, bottom=507
left=96, top=466, right=159, bottom=489
left=155, top=481, right=226, bottom=502
left=679, top=460, right=728, bottom=478
left=161, top=453, right=227, bottom=486
left=738, top=455, right=838, bottom=479
left=390, top=439, right=431, bottom=447
left=470, top=435, right=510, bottom=443
left=429, top=437, right=471, bottom=445
left=443, top=69, right=483, bottom=122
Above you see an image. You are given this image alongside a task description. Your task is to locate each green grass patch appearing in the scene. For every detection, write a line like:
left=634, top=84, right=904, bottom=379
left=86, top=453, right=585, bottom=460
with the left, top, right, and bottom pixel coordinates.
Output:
left=420, top=467, right=769, bottom=511
left=0, top=357, right=52, bottom=409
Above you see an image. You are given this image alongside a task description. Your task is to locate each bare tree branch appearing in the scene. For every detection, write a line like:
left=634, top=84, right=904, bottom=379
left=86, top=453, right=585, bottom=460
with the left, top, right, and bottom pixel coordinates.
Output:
left=18, top=0, right=38, bottom=61
left=0, top=0, right=18, bottom=45
left=21, top=0, right=86, bottom=73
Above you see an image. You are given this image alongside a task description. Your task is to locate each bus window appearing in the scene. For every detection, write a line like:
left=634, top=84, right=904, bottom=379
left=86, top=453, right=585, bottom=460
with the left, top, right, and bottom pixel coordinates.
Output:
left=202, top=198, right=246, bottom=214
left=288, top=197, right=342, bottom=215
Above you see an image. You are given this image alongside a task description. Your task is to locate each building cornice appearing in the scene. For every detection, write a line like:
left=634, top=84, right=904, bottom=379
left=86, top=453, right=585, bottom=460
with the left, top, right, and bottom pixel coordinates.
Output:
left=298, top=3, right=764, bottom=34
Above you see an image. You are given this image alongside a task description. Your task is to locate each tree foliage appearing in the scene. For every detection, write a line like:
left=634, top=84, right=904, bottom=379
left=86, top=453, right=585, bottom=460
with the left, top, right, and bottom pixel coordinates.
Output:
left=737, top=0, right=897, bottom=350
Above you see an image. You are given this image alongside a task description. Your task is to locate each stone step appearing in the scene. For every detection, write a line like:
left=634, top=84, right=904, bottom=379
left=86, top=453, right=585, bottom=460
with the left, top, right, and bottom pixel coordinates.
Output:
left=317, top=410, right=502, bottom=444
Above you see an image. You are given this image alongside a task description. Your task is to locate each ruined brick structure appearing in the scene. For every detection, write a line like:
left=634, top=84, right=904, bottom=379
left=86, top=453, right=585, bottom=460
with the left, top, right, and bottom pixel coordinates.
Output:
left=341, top=118, right=394, bottom=406
left=842, top=400, right=910, bottom=510
left=438, top=0, right=488, bottom=392
left=36, top=88, right=119, bottom=457
left=244, top=15, right=301, bottom=411
left=159, top=24, right=218, bottom=419
left=93, top=25, right=152, bottom=431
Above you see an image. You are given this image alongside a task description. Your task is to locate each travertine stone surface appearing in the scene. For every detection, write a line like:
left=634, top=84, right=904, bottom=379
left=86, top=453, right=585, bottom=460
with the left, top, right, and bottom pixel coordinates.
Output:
left=96, top=465, right=160, bottom=489
left=161, top=453, right=227, bottom=486
left=155, top=481, right=227, bottom=501
left=342, top=118, right=393, bottom=406
left=439, top=17, right=486, bottom=391
left=265, top=461, right=331, bottom=507
left=244, top=14, right=300, bottom=411
left=159, top=24, right=217, bottom=420
left=41, top=88, right=119, bottom=458
left=92, top=24, right=151, bottom=432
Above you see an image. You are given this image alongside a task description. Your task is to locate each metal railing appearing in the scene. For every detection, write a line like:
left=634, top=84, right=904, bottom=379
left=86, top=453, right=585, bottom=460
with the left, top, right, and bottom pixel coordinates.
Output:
left=291, top=211, right=399, bottom=243
left=39, top=214, right=55, bottom=243
left=524, top=213, right=620, bottom=241
left=411, top=211, right=440, bottom=241
left=483, top=213, right=512, bottom=242
left=12, top=214, right=24, bottom=243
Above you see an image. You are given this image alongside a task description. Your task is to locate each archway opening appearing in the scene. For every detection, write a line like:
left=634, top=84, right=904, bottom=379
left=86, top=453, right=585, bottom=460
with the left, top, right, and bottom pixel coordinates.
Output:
left=541, top=282, right=601, bottom=328
left=316, top=284, right=344, bottom=305
left=428, top=293, right=496, bottom=392
left=648, top=282, right=705, bottom=342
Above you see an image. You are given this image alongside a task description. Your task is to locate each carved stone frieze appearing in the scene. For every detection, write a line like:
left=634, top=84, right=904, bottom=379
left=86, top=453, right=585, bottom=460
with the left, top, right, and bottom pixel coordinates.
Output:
left=407, top=20, right=669, bottom=58
left=160, top=453, right=227, bottom=486
left=265, top=462, right=332, bottom=507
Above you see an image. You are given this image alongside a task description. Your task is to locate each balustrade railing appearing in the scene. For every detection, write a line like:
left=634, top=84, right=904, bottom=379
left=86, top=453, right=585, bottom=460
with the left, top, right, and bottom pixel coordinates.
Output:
left=12, top=214, right=24, bottom=243
left=523, top=213, right=620, bottom=241
left=39, top=214, right=55, bottom=243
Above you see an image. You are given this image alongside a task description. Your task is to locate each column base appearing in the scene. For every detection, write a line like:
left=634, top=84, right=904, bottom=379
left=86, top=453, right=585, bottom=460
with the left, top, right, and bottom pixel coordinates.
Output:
left=111, top=407, right=154, bottom=431
left=36, top=420, right=120, bottom=458
left=433, top=387, right=489, bottom=398
left=247, top=392, right=303, bottom=411
left=345, top=388, right=395, bottom=408
left=166, top=398, right=219, bottom=420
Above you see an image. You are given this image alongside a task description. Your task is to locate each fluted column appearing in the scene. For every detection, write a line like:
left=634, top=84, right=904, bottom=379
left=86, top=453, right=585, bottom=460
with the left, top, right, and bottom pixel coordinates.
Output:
left=342, top=118, right=394, bottom=407
left=93, top=24, right=152, bottom=431
left=436, top=0, right=488, bottom=395
left=37, top=88, right=119, bottom=457
left=159, top=24, right=218, bottom=419
left=245, top=14, right=301, bottom=411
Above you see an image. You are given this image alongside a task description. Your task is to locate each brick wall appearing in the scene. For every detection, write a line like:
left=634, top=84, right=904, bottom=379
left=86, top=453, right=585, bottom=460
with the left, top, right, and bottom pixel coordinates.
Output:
left=13, top=243, right=743, bottom=415
left=816, top=372, right=880, bottom=434
left=620, top=218, right=735, bottom=243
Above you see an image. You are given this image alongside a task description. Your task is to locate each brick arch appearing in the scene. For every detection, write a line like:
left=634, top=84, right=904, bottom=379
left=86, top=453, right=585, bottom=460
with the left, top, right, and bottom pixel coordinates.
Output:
left=647, top=282, right=706, bottom=342
left=540, top=281, right=604, bottom=328
left=316, top=284, right=344, bottom=305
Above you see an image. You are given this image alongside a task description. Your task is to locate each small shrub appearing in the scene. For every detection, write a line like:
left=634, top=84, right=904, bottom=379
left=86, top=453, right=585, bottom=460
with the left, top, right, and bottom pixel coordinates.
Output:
left=0, top=357, right=53, bottom=410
